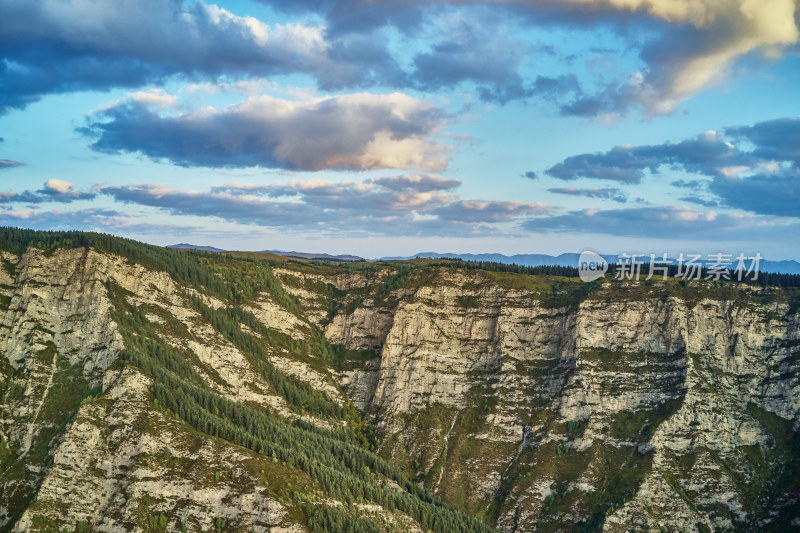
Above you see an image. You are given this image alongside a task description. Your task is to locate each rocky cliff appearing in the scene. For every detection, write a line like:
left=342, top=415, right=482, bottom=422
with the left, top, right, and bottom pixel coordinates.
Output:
left=0, top=234, right=798, bottom=532
left=287, top=262, right=800, bottom=532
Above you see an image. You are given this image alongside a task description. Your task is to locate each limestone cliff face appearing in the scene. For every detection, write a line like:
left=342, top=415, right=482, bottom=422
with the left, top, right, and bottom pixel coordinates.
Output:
left=0, top=248, right=127, bottom=527
left=0, top=248, right=318, bottom=531
left=1, top=246, right=798, bottom=532
left=324, top=270, right=800, bottom=532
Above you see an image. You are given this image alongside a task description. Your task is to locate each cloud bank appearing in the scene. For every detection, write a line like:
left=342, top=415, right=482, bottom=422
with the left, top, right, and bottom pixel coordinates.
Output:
left=99, top=175, right=555, bottom=236
left=1, top=0, right=797, bottom=115
left=522, top=204, right=795, bottom=239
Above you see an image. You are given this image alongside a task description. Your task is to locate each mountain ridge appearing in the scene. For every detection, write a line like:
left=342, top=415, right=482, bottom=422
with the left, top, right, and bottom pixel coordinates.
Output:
left=166, top=243, right=364, bottom=262
left=165, top=243, right=226, bottom=252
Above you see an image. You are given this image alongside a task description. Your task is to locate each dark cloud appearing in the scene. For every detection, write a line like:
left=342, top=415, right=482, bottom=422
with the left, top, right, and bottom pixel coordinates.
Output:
left=312, top=31, right=410, bottom=90
left=522, top=171, right=539, bottom=180
left=254, top=0, right=430, bottom=35
left=0, top=179, right=95, bottom=204
left=0, top=159, right=23, bottom=169
left=0, top=0, right=559, bottom=112
left=548, top=187, right=627, bottom=203
left=671, top=179, right=705, bottom=189
left=678, top=196, right=718, bottom=208
left=0, top=190, right=41, bottom=204
left=2, top=0, right=796, bottom=115
left=530, top=75, right=582, bottom=102
left=1, top=0, right=792, bottom=119
left=0, top=0, right=407, bottom=113
left=709, top=170, right=800, bottom=218
left=545, top=131, right=741, bottom=183
left=558, top=79, right=636, bottom=117
left=542, top=116, right=800, bottom=217
left=545, top=147, right=649, bottom=183
left=257, top=0, right=800, bottom=114
left=0, top=0, right=554, bottom=111
left=80, top=93, right=451, bottom=171
left=411, top=12, right=530, bottom=103
left=727, top=117, right=800, bottom=162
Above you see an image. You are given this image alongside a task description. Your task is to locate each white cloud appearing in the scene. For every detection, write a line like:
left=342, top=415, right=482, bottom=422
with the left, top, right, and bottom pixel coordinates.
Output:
left=128, top=89, right=178, bottom=108
left=43, top=178, right=77, bottom=194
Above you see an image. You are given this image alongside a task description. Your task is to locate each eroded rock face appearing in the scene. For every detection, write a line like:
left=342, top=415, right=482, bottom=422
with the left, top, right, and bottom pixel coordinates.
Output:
left=1, top=247, right=798, bottom=532
left=0, top=248, right=312, bottom=531
left=0, top=248, right=129, bottom=527
left=326, top=270, right=800, bottom=532
left=0, top=248, right=124, bottom=386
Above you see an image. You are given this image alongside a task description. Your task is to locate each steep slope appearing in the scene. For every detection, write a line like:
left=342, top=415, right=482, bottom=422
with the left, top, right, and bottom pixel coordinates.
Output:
left=1, top=230, right=799, bottom=532
left=0, top=232, right=489, bottom=533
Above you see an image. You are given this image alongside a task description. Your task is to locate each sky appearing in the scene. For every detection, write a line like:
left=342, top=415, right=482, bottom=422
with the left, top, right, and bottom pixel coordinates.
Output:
left=1, top=0, right=799, bottom=259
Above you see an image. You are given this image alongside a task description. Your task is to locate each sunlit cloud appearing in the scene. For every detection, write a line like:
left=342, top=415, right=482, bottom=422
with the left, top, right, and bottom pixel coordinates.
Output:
left=81, top=92, right=452, bottom=171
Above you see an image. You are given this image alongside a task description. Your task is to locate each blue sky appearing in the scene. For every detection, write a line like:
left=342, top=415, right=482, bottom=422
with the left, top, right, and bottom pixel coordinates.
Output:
left=1, top=0, right=799, bottom=259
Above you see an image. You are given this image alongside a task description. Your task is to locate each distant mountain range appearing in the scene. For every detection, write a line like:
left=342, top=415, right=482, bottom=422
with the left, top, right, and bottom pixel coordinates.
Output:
left=166, top=243, right=226, bottom=252
left=259, top=250, right=365, bottom=262
left=166, top=243, right=364, bottom=262
left=382, top=252, right=800, bottom=275
left=381, top=252, right=597, bottom=267
left=167, top=245, right=800, bottom=274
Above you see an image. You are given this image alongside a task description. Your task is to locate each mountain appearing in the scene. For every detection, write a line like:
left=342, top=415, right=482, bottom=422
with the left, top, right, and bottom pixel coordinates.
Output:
left=259, top=250, right=365, bottom=262
left=383, top=252, right=601, bottom=267
left=166, top=243, right=226, bottom=252
left=387, top=251, right=800, bottom=274
left=1, top=228, right=799, bottom=532
left=166, top=244, right=364, bottom=262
